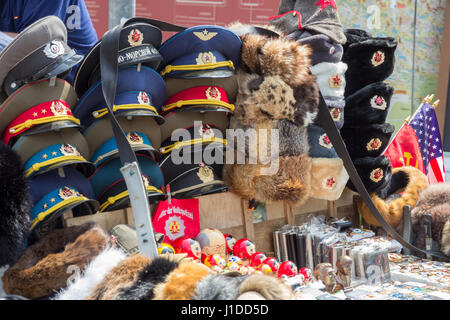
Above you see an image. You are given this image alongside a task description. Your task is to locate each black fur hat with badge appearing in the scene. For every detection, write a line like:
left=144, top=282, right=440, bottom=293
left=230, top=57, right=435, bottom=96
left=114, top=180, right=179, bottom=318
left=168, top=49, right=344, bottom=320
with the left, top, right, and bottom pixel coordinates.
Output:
left=0, top=141, right=32, bottom=268
left=346, top=155, right=393, bottom=193
left=344, top=81, right=394, bottom=126
left=342, top=29, right=397, bottom=96
left=341, top=122, right=395, bottom=159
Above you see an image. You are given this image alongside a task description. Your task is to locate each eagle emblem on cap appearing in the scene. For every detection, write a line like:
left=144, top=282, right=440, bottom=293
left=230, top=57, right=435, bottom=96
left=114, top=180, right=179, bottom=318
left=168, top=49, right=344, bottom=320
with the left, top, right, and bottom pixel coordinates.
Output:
left=205, top=86, right=221, bottom=100
left=329, top=74, right=343, bottom=89
left=58, top=186, right=79, bottom=200
left=370, top=95, right=387, bottom=110
left=197, top=163, right=214, bottom=183
left=50, top=101, right=68, bottom=116
left=196, top=52, right=217, bottom=65
left=43, top=40, right=65, bottom=59
left=319, top=133, right=333, bottom=149
left=127, top=132, right=144, bottom=145
left=371, top=51, right=385, bottom=67
left=323, top=177, right=337, bottom=190
left=193, top=30, right=218, bottom=41
left=370, top=168, right=384, bottom=183
left=128, top=29, right=144, bottom=46
left=367, top=138, right=382, bottom=151
left=137, top=91, right=150, bottom=105
left=60, top=144, right=80, bottom=156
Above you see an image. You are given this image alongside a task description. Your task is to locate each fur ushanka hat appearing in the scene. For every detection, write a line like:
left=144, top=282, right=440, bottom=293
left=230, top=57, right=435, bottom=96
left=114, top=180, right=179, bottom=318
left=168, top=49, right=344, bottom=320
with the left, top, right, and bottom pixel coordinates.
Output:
left=357, top=166, right=428, bottom=228
left=307, top=125, right=349, bottom=201
left=223, top=23, right=318, bottom=205
left=344, top=81, right=394, bottom=126
left=2, top=222, right=110, bottom=299
left=269, top=0, right=347, bottom=45
left=286, top=31, right=344, bottom=65
left=341, top=123, right=395, bottom=159
left=346, top=155, right=392, bottom=193
left=342, top=29, right=397, bottom=96
left=0, top=142, right=32, bottom=268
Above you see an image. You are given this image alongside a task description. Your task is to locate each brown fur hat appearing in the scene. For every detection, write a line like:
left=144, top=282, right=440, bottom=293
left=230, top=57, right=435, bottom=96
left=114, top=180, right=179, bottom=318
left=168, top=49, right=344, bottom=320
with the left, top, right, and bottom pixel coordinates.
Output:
left=2, top=222, right=110, bottom=299
left=87, top=254, right=152, bottom=300
left=152, top=261, right=212, bottom=300
left=235, top=73, right=297, bottom=124
left=236, top=273, right=294, bottom=300
left=237, top=33, right=319, bottom=127
left=357, top=166, right=429, bottom=228
left=409, top=183, right=450, bottom=257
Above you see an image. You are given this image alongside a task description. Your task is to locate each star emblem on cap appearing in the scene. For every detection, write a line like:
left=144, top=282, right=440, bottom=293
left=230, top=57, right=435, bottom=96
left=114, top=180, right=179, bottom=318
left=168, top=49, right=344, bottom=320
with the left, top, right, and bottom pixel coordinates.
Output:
left=330, top=108, right=341, bottom=121
left=370, top=95, right=387, bottom=110
left=50, top=101, right=68, bottom=116
left=367, top=138, right=382, bottom=151
left=371, top=51, right=385, bottom=67
left=319, top=133, right=333, bottom=149
left=128, top=29, right=144, bottom=47
left=127, top=132, right=144, bottom=145
left=205, top=86, right=221, bottom=100
left=370, top=168, right=384, bottom=183
left=324, top=177, right=337, bottom=189
left=329, top=74, right=342, bottom=88
left=137, top=91, right=150, bottom=105
left=315, top=0, right=337, bottom=11
left=196, top=52, right=217, bottom=65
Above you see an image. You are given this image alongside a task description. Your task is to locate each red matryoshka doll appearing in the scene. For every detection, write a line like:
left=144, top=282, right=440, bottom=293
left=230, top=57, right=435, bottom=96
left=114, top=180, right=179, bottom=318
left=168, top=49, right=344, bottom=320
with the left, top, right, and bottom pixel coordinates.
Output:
left=173, top=237, right=201, bottom=260
left=224, top=234, right=237, bottom=255
left=249, top=252, right=267, bottom=267
left=299, top=267, right=312, bottom=281
left=233, top=238, right=256, bottom=261
left=263, top=257, right=280, bottom=272
left=278, top=261, right=298, bottom=278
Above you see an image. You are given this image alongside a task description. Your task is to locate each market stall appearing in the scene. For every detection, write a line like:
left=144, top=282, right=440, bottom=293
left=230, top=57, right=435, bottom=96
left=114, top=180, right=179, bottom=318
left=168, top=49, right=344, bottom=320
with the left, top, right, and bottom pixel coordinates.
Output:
left=0, top=0, right=449, bottom=301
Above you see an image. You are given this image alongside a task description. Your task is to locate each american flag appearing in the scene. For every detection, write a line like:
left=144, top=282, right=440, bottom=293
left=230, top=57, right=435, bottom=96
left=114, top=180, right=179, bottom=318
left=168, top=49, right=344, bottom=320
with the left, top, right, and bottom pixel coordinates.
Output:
left=409, top=102, right=446, bottom=183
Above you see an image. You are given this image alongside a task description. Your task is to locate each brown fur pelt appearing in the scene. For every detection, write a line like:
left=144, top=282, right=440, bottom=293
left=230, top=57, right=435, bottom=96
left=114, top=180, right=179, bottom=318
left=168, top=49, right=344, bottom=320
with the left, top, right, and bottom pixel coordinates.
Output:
left=86, top=254, right=152, bottom=300
left=357, top=166, right=429, bottom=228
left=236, top=273, right=295, bottom=300
left=152, top=261, right=212, bottom=300
left=2, top=222, right=110, bottom=299
left=409, top=183, right=450, bottom=258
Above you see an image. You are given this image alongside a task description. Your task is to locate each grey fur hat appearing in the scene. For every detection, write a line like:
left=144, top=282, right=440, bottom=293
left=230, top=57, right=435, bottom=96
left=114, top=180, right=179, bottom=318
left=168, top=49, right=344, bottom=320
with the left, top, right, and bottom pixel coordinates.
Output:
left=269, top=0, right=346, bottom=44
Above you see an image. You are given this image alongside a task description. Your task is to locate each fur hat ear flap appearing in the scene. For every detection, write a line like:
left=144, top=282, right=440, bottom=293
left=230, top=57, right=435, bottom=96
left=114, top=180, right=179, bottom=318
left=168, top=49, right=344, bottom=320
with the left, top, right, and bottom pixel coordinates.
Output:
left=344, top=81, right=394, bottom=126
left=287, top=31, right=344, bottom=65
left=193, top=273, right=246, bottom=300
left=253, top=154, right=312, bottom=206
left=2, top=222, right=110, bottom=299
left=342, top=30, right=397, bottom=96
left=357, top=166, right=428, bottom=227
left=441, top=219, right=450, bottom=257
left=307, top=125, right=338, bottom=158
left=323, top=97, right=345, bottom=130
left=310, top=62, right=347, bottom=99
left=0, top=141, right=31, bottom=268
left=347, top=155, right=392, bottom=193
left=341, top=122, right=395, bottom=159
left=310, top=158, right=349, bottom=201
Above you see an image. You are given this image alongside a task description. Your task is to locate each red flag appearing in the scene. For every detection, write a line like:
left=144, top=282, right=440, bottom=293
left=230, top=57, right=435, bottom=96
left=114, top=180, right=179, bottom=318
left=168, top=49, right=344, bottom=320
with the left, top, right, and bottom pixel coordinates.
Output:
left=384, top=122, right=425, bottom=172
left=152, top=198, right=200, bottom=246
